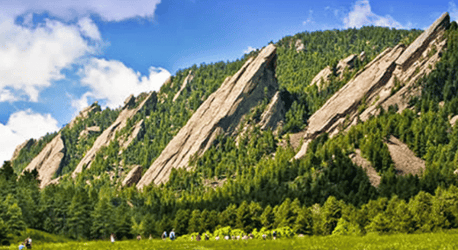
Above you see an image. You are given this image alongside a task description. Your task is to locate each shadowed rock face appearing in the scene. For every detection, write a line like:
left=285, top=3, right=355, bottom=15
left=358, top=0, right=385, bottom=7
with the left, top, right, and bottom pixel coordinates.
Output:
left=294, top=12, right=449, bottom=160
left=137, top=44, right=278, bottom=188
left=23, top=134, right=65, bottom=188
left=122, top=165, right=143, bottom=187
left=11, top=139, right=35, bottom=162
left=72, top=92, right=157, bottom=178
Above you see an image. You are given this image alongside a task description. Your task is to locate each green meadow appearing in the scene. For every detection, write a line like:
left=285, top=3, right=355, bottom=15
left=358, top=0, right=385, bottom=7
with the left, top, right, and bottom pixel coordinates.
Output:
left=2, top=232, right=458, bottom=250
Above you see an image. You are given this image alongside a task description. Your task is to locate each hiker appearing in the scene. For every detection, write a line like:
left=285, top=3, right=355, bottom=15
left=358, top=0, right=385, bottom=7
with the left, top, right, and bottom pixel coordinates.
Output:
left=137, top=234, right=142, bottom=241
left=161, top=231, right=167, bottom=240
left=169, top=229, right=176, bottom=241
left=25, top=237, right=32, bottom=249
left=215, top=236, right=220, bottom=240
left=18, top=242, right=25, bottom=250
left=149, top=234, right=152, bottom=240
left=204, top=234, right=209, bottom=240
left=196, top=234, right=201, bottom=241
left=110, top=233, right=115, bottom=243
left=262, top=234, right=266, bottom=240
left=272, top=231, right=277, bottom=240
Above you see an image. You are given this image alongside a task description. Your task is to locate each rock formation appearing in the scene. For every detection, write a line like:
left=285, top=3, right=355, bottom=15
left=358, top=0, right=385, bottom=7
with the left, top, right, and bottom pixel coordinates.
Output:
left=450, top=115, right=458, bottom=126
left=72, top=92, right=157, bottom=177
left=295, top=12, right=449, bottom=160
left=173, top=70, right=194, bottom=101
left=23, top=135, right=65, bottom=188
left=259, top=91, right=286, bottom=131
left=295, top=39, right=305, bottom=52
left=122, top=165, right=143, bottom=187
left=78, top=126, right=101, bottom=140
left=119, top=120, right=144, bottom=150
left=310, top=54, right=358, bottom=88
left=137, top=44, right=278, bottom=188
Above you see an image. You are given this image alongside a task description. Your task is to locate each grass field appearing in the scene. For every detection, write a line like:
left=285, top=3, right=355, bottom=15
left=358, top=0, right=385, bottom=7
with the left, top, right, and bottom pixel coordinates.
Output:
left=1, top=232, right=458, bottom=250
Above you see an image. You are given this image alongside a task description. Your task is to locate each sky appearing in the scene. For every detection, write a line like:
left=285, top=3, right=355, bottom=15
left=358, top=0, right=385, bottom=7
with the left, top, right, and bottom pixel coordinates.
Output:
left=0, top=0, right=455, bottom=165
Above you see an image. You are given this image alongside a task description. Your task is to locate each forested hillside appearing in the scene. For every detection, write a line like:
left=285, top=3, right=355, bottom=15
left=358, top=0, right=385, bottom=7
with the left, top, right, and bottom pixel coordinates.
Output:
left=2, top=18, right=458, bottom=244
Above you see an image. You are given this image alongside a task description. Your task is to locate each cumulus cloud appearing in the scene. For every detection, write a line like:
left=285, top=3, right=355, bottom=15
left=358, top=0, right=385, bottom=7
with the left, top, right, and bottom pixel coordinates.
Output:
left=243, top=46, right=256, bottom=54
left=343, top=0, right=403, bottom=29
left=1, top=0, right=162, bottom=22
left=76, top=58, right=171, bottom=109
left=0, top=109, right=59, bottom=165
left=0, top=17, right=101, bottom=102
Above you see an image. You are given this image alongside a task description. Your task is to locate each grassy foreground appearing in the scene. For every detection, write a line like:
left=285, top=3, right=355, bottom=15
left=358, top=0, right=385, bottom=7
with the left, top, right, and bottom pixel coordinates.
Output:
left=1, top=232, right=458, bottom=250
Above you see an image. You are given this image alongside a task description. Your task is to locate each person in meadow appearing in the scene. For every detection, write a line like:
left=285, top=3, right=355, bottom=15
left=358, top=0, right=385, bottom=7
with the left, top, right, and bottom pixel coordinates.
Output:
left=272, top=231, right=277, bottom=240
left=161, top=231, right=167, bottom=240
left=149, top=234, right=152, bottom=240
left=18, top=242, right=25, bottom=250
left=169, top=229, right=176, bottom=241
left=25, top=237, right=31, bottom=249
left=110, top=233, right=115, bottom=243
left=204, top=234, right=209, bottom=240
left=137, top=234, right=142, bottom=241
left=196, top=234, right=201, bottom=241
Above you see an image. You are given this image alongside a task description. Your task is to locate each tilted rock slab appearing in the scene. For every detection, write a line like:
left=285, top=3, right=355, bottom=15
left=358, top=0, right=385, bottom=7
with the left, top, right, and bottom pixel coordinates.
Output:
left=11, top=138, right=35, bottom=162
left=72, top=92, right=157, bottom=178
left=349, top=149, right=380, bottom=187
left=137, top=44, right=278, bottom=188
left=23, top=134, right=65, bottom=188
left=173, top=70, right=194, bottom=101
left=122, top=165, right=143, bottom=187
left=259, top=91, right=285, bottom=131
left=295, top=12, right=449, bottom=160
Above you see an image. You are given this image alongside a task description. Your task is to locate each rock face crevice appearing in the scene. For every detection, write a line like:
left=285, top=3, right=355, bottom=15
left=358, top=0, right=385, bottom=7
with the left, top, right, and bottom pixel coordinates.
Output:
left=137, top=44, right=279, bottom=188
left=72, top=92, right=157, bottom=178
left=294, top=12, right=449, bottom=160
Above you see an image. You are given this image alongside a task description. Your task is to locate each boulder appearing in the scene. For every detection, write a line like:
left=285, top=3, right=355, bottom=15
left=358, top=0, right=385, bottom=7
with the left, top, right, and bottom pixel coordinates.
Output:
left=72, top=92, right=157, bottom=178
left=122, top=165, right=143, bottom=187
left=295, top=39, right=305, bottom=52
left=450, top=115, right=458, bottom=127
left=137, top=44, right=278, bottom=188
left=23, top=134, right=65, bottom=188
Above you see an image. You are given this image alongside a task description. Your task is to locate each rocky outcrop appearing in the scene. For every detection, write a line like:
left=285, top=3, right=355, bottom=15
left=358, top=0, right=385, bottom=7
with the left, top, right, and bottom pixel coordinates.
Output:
left=78, top=126, right=101, bottom=140
left=173, top=71, right=194, bottom=101
left=386, top=136, right=425, bottom=175
left=295, top=13, right=449, bottom=159
left=310, top=54, right=357, bottom=88
left=23, top=135, right=65, bottom=188
left=450, top=115, right=458, bottom=127
left=69, top=102, right=101, bottom=128
left=72, top=92, right=157, bottom=177
left=295, top=39, right=305, bottom=52
left=259, top=91, right=286, bottom=131
left=122, top=165, right=143, bottom=187
left=349, top=149, right=380, bottom=187
left=11, top=139, right=35, bottom=161
left=137, top=44, right=278, bottom=188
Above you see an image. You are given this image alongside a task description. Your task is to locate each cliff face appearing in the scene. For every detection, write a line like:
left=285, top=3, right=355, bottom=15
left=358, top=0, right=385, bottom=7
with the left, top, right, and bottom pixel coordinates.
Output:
left=72, top=92, right=157, bottom=178
left=295, top=12, right=449, bottom=160
left=136, top=44, right=279, bottom=188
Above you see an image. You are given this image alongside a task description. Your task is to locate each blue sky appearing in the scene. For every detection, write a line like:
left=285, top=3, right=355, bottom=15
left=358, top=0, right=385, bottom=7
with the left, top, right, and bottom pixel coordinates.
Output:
left=0, top=0, right=455, bottom=164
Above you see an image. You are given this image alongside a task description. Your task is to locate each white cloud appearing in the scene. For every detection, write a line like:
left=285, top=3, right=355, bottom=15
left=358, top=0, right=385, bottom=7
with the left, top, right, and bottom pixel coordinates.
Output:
left=0, top=109, right=59, bottom=165
left=0, top=89, right=19, bottom=102
left=76, top=58, right=171, bottom=109
left=78, top=17, right=102, bottom=41
left=343, top=0, right=404, bottom=29
left=303, top=10, right=314, bottom=25
left=0, top=17, right=101, bottom=102
left=1, top=0, right=162, bottom=22
left=244, top=46, right=256, bottom=54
